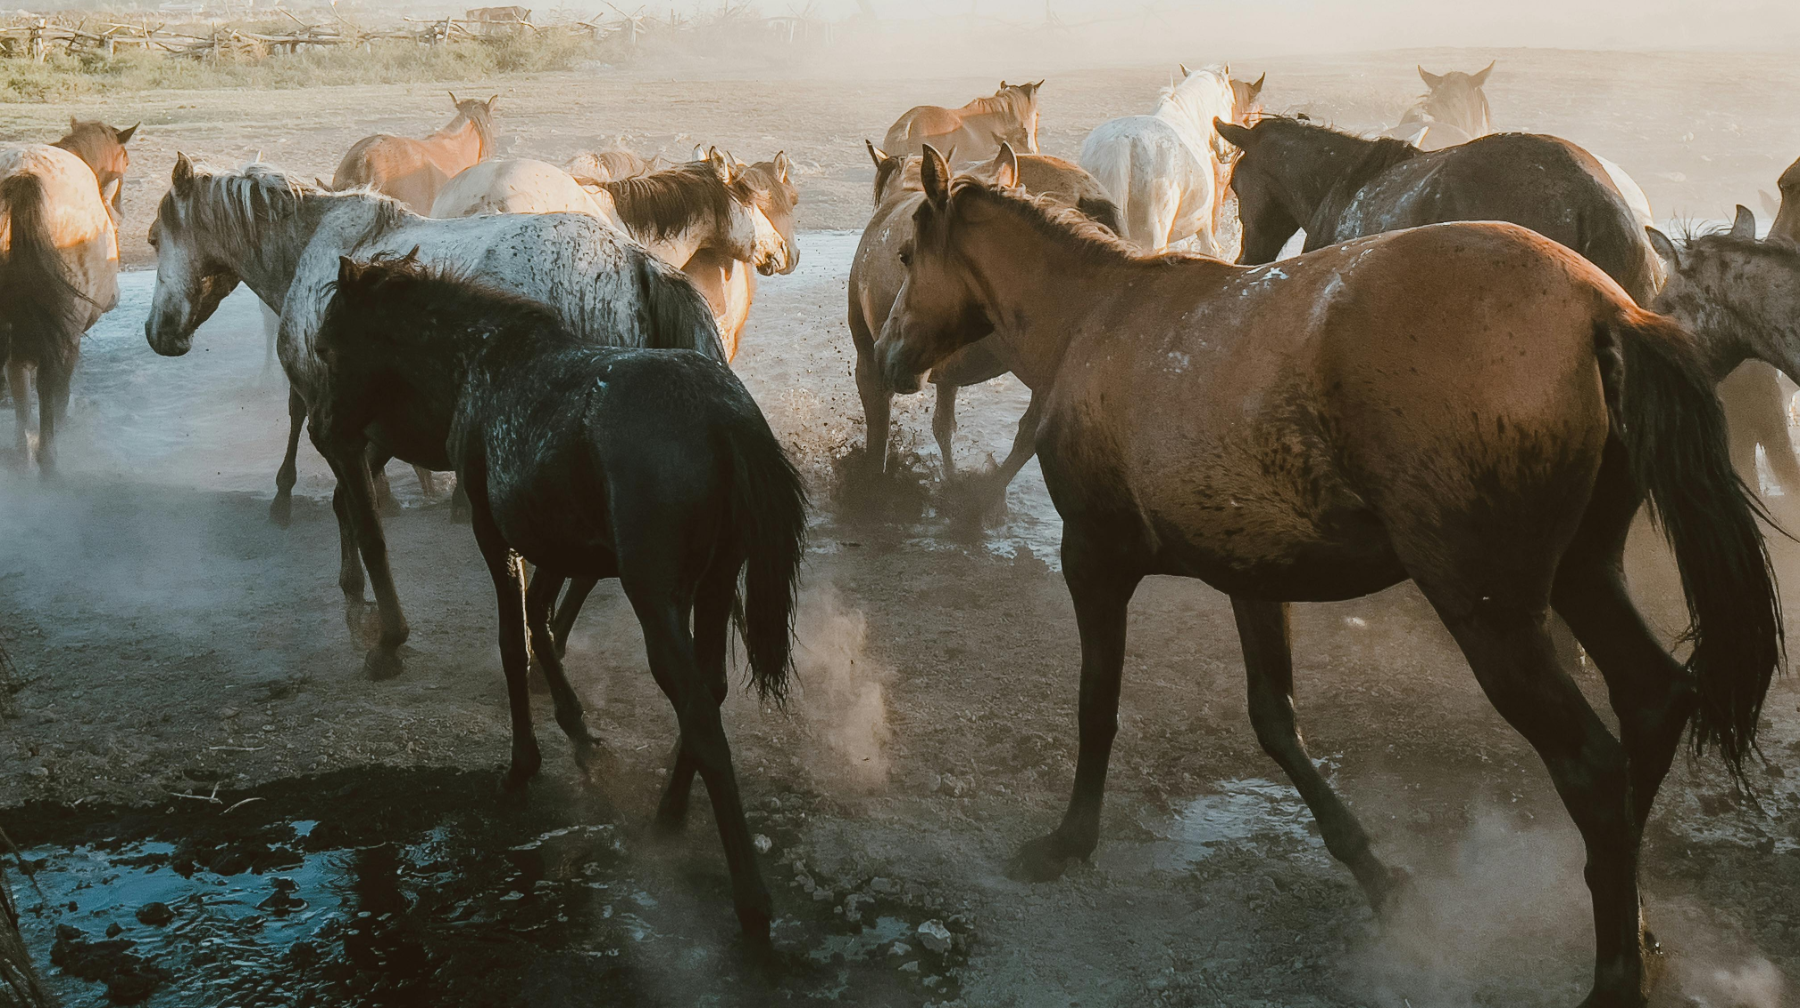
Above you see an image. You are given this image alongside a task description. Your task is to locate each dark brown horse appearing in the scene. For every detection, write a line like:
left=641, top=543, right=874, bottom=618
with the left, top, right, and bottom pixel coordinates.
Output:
left=51, top=118, right=137, bottom=224
left=851, top=142, right=1120, bottom=494
left=1215, top=116, right=1662, bottom=302
left=874, top=148, right=1780, bottom=1008
left=316, top=252, right=805, bottom=940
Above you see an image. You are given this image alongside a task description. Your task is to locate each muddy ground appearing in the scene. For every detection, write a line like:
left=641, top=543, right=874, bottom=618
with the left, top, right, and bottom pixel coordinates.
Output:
left=2, top=46, right=1799, bottom=1008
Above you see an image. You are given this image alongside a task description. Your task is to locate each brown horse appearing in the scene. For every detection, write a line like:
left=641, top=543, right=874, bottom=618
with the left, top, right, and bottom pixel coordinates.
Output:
left=51, top=118, right=137, bottom=224
left=1217, top=116, right=1662, bottom=302
left=873, top=148, right=1780, bottom=1008
left=883, top=81, right=1043, bottom=161
left=679, top=153, right=798, bottom=362
left=332, top=94, right=498, bottom=213
left=1773, top=154, right=1800, bottom=245
left=851, top=142, right=1120, bottom=490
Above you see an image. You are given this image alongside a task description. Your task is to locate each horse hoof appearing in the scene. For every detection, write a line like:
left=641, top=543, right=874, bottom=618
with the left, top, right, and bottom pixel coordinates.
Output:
left=735, top=904, right=773, bottom=947
left=362, top=648, right=404, bottom=681
left=268, top=495, right=293, bottom=528
left=1008, top=832, right=1082, bottom=882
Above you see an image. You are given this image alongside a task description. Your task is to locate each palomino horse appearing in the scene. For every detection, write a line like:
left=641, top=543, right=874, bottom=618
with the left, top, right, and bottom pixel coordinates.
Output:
left=851, top=143, right=1120, bottom=490
left=315, top=253, right=805, bottom=940
left=678, top=153, right=800, bottom=362
left=332, top=94, right=499, bottom=214
left=1, top=144, right=120, bottom=472
left=1217, top=116, right=1662, bottom=302
left=1079, top=65, right=1261, bottom=254
left=143, top=157, right=721, bottom=678
left=1772, top=154, right=1800, bottom=244
left=1649, top=208, right=1800, bottom=529
left=874, top=148, right=1780, bottom=1008
left=883, top=81, right=1043, bottom=161
left=1384, top=62, right=1655, bottom=229
left=566, top=149, right=658, bottom=183
left=51, top=119, right=137, bottom=225
left=429, top=158, right=623, bottom=227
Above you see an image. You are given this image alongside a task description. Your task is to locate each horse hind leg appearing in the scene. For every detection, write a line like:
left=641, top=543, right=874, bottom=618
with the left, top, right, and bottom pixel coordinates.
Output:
left=931, top=380, right=959, bottom=477
left=271, top=386, right=304, bottom=527
left=522, top=568, right=602, bottom=770
left=655, top=557, right=736, bottom=834
left=34, top=360, right=70, bottom=475
left=1232, top=597, right=1410, bottom=911
left=467, top=471, right=542, bottom=792
left=8, top=359, right=31, bottom=460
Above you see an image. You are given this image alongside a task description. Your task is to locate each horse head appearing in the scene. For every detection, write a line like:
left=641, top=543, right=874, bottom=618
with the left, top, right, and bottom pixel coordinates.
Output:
left=712, top=149, right=794, bottom=276
left=875, top=144, right=1014, bottom=392
left=1416, top=62, right=1493, bottom=138
left=997, top=79, right=1044, bottom=153
left=736, top=151, right=801, bottom=274
left=147, top=154, right=246, bottom=355
left=53, top=118, right=138, bottom=221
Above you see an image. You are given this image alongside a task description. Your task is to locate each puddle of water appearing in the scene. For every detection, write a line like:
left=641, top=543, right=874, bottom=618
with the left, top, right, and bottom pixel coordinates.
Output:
left=1143, top=777, right=1325, bottom=872
left=6, top=768, right=968, bottom=1007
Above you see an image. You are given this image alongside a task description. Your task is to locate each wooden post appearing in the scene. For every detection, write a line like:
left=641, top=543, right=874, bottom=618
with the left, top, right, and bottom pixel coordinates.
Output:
left=28, top=20, right=46, bottom=61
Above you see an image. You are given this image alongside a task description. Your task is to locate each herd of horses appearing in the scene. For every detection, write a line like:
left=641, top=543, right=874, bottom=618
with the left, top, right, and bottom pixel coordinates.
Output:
left=4, top=60, right=1800, bottom=1005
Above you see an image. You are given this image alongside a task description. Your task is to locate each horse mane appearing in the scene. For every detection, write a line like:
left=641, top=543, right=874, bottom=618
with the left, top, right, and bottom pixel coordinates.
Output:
left=961, top=84, right=1038, bottom=122
left=1682, top=229, right=1800, bottom=269
left=1153, top=65, right=1232, bottom=123
left=600, top=160, right=737, bottom=241
left=161, top=162, right=408, bottom=253
left=949, top=178, right=1187, bottom=269
left=331, top=252, right=568, bottom=350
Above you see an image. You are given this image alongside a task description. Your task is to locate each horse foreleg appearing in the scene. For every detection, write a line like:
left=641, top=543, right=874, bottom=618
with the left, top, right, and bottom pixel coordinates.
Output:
left=320, top=436, right=410, bottom=679
left=271, top=386, right=304, bottom=527
left=523, top=568, right=602, bottom=768
left=656, top=560, right=735, bottom=833
left=852, top=321, right=892, bottom=470
left=1015, top=534, right=1142, bottom=881
left=993, top=391, right=1044, bottom=488
left=931, top=381, right=959, bottom=477
left=364, top=443, right=400, bottom=517
left=1233, top=596, right=1408, bottom=911
left=469, top=482, right=541, bottom=792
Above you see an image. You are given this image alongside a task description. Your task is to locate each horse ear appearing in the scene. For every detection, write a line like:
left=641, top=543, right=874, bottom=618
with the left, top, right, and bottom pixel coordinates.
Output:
left=487, top=95, right=499, bottom=110
left=1248, top=73, right=1266, bottom=99
left=866, top=140, right=887, bottom=168
left=337, top=255, right=361, bottom=286
left=1178, top=63, right=1191, bottom=78
left=920, top=144, right=952, bottom=209
left=707, top=147, right=732, bottom=182
left=1418, top=66, right=1443, bottom=89
left=1470, top=61, right=1495, bottom=87
left=991, top=143, right=1020, bottom=190
left=1214, top=119, right=1255, bottom=150
left=69, top=115, right=80, bottom=131
left=401, top=244, right=423, bottom=267
left=448, top=91, right=458, bottom=105
left=116, top=123, right=139, bottom=144
left=773, top=151, right=791, bottom=181
left=1732, top=204, right=1758, bottom=239
left=1645, top=227, right=1680, bottom=266
left=172, top=152, right=195, bottom=191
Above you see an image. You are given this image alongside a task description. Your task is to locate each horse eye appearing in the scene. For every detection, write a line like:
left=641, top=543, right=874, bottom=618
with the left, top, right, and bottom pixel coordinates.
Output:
left=898, top=250, right=912, bottom=267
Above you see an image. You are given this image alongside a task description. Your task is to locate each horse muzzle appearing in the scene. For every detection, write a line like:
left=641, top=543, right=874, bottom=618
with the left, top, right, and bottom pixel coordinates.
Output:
left=874, top=332, right=924, bottom=394
left=144, top=310, right=195, bottom=357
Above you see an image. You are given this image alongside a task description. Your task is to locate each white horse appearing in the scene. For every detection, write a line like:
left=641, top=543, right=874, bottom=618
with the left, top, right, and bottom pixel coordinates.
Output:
left=1, top=143, right=119, bottom=471
left=143, top=157, right=723, bottom=675
left=1078, top=65, right=1259, bottom=255
left=430, top=158, right=624, bottom=228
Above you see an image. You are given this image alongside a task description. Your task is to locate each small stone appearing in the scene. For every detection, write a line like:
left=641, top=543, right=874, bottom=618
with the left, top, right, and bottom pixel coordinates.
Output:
left=916, top=919, right=952, bottom=954
left=104, top=922, right=123, bottom=938
left=753, top=834, right=772, bottom=854
left=260, top=724, right=276, bottom=733
left=811, top=887, right=833, bottom=902
left=27, top=766, right=48, bottom=778
left=898, top=960, right=921, bottom=974
left=219, top=707, right=239, bottom=719
left=868, top=877, right=896, bottom=894
left=135, top=902, right=174, bottom=927
left=890, top=942, right=912, bottom=957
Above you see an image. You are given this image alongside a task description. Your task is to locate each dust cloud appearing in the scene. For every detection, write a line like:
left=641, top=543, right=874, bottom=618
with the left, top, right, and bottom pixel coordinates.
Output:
left=790, top=584, right=894, bottom=792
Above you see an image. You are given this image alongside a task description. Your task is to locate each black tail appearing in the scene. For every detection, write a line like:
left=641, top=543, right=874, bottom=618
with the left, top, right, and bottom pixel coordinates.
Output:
left=0, top=173, right=87, bottom=374
left=721, top=402, right=808, bottom=704
left=633, top=251, right=727, bottom=361
left=1077, top=195, right=1126, bottom=238
left=1599, top=307, right=1783, bottom=774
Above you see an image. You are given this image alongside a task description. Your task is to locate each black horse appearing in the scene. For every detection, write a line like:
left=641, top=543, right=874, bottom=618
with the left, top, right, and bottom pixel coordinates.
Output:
left=315, top=252, right=808, bottom=942
left=1214, top=116, right=1662, bottom=304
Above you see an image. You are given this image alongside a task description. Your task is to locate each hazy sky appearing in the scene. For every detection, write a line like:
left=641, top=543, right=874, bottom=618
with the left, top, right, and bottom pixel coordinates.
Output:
left=612, top=0, right=1800, bottom=53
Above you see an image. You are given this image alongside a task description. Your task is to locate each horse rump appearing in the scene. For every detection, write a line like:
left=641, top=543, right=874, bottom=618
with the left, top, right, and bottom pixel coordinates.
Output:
left=0, top=173, right=87, bottom=374
left=719, top=400, right=807, bottom=703
left=1598, top=307, right=1783, bottom=773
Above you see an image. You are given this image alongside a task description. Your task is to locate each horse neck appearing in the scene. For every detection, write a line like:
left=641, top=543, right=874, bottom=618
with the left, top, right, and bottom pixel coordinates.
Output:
left=220, top=193, right=366, bottom=310
left=1424, top=90, right=1492, bottom=137
left=1679, top=254, right=1800, bottom=382
left=949, top=201, right=1122, bottom=389
left=1152, top=82, right=1222, bottom=138
left=429, top=114, right=490, bottom=165
left=1276, top=130, right=1398, bottom=235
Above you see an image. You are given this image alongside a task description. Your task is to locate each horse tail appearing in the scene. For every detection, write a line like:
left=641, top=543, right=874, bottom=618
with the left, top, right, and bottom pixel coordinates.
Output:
left=1599, top=306, right=1782, bottom=776
left=721, top=394, right=807, bottom=704
left=0, top=172, right=86, bottom=374
left=635, top=252, right=726, bottom=361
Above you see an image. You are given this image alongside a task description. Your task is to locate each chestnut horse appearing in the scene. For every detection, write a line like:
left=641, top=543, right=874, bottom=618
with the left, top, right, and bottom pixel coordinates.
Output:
left=678, top=153, right=800, bottom=362
left=874, top=147, right=1779, bottom=1008
left=851, top=143, right=1120, bottom=492
left=51, top=118, right=137, bottom=225
left=332, top=94, right=498, bottom=214
left=883, top=81, right=1043, bottom=161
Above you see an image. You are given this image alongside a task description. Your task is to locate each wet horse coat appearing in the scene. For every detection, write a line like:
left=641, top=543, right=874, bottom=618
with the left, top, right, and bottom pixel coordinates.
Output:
left=873, top=151, right=1779, bottom=1008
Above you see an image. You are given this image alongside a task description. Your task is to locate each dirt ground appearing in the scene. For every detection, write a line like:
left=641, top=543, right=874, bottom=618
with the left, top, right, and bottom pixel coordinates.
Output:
left=2, top=46, right=1799, bottom=1008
